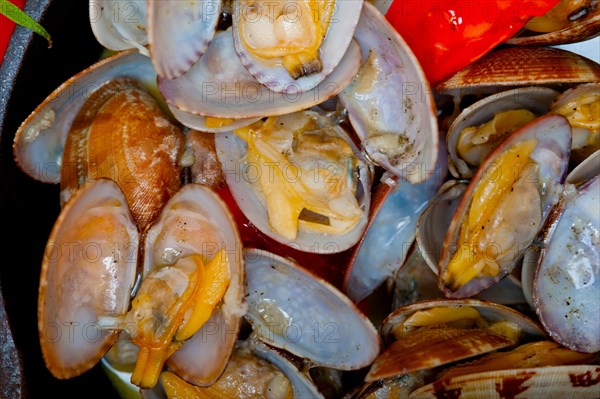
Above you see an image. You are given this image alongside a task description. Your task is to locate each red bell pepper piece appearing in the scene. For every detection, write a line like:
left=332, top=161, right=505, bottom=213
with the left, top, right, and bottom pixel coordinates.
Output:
left=385, top=0, right=561, bottom=85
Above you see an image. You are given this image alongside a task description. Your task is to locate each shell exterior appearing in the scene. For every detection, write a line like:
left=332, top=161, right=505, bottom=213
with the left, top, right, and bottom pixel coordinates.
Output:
left=13, top=50, right=157, bottom=184
left=158, top=29, right=362, bottom=119
left=186, top=130, right=226, bottom=190
left=436, top=47, right=600, bottom=92
left=534, top=175, right=600, bottom=353
left=446, top=87, right=561, bottom=179
left=60, top=78, right=185, bottom=231
left=38, top=179, right=139, bottom=379
left=244, top=249, right=380, bottom=370
left=367, top=299, right=545, bottom=382
left=89, top=0, right=148, bottom=55
left=147, top=0, right=221, bottom=79
left=439, top=114, right=572, bottom=298
left=339, top=2, right=439, bottom=184
left=215, top=111, right=372, bottom=254
left=232, top=0, right=364, bottom=93
left=410, top=365, right=600, bottom=399
left=142, top=183, right=244, bottom=386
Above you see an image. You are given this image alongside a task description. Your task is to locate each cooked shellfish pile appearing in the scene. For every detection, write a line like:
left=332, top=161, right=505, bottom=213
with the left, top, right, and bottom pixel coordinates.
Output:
left=10, top=0, right=600, bottom=397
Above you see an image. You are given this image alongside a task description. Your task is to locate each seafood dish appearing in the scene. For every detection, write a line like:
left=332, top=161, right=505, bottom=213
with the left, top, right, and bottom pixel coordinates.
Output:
left=1, top=0, right=599, bottom=397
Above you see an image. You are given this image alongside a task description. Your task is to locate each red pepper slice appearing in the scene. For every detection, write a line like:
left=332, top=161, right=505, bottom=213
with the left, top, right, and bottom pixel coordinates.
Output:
left=0, top=0, right=26, bottom=64
left=385, top=0, right=561, bottom=85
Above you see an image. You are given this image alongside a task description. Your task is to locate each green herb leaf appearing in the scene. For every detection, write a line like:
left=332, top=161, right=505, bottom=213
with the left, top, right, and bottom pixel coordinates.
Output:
left=0, top=0, right=52, bottom=48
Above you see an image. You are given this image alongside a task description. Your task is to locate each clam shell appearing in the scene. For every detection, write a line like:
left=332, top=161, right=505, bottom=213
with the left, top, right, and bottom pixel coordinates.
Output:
left=507, top=3, right=600, bottom=46
left=142, top=183, right=244, bottom=386
left=215, top=113, right=372, bottom=254
left=439, top=114, right=572, bottom=298
left=244, top=249, right=380, bottom=370
left=38, top=179, right=139, bottom=379
left=368, top=299, right=545, bottom=382
left=147, top=0, right=220, bottom=79
left=380, top=300, right=545, bottom=345
left=13, top=50, right=157, bottom=184
left=169, top=106, right=260, bottom=133
left=566, top=149, right=600, bottom=186
left=158, top=29, right=362, bottom=119
left=534, top=175, right=600, bottom=353
left=89, top=0, right=148, bottom=55
left=339, top=2, right=439, bottom=184
left=186, top=130, right=226, bottom=190
left=232, top=0, right=364, bottom=93
left=551, top=83, right=600, bottom=164
left=410, top=366, right=600, bottom=399
left=436, top=47, right=600, bottom=92
left=446, top=87, right=561, bottom=179
left=344, top=169, right=443, bottom=303
left=251, top=339, right=324, bottom=399
left=60, top=78, right=185, bottom=231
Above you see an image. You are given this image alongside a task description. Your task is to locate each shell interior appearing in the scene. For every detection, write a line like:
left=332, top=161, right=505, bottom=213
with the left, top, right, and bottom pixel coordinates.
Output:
left=244, top=249, right=380, bottom=370
left=339, top=2, right=439, bottom=184
left=534, top=175, right=600, bottom=353
left=38, top=179, right=139, bottom=379
left=89, top=0, right=148, bottom=54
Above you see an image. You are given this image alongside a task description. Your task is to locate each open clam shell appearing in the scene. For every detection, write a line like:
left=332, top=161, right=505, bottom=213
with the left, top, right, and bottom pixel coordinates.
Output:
left=38, top=179, right=139, bottom=379
left=438, top=114, right=572, bottom=298
left=410, top=365, right=600, bottom=399
left=507, top=0, right=600, bottom=46
left=215, top=110, right=372, bottom=254
left=344, top=169, right=443, bottom=303
left=231, top=0, right=364, bottom=94
left=550, top=83, right=600, bottom=164
left=141, top=183, right=244, bottom=386
left=446, top=87, right=561, bottom=179
left=366, top=299, right=545, bottom=382
left=244, top=249, right=380, bottom=370
left=339, top=2, right=439, bottom=184
left=13, top=50, right=157, bottom=184
left=147, top=0, right=221, bottom=79
left=89, top=0, right=148, bottom=55
left=158, top=29, right=362, bottom=119
left=169, top=107, right=260, bottom=134
left=534, top=175, right=600, bottom=353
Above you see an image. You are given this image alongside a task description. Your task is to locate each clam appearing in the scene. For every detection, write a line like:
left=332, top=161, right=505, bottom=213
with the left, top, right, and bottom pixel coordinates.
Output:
left=338, top=2, right=439, bottom=184
left=89, top=0, right=149, bottom=55
left=411, top=341, right=600, bottom=399
left=38, top=179, right=139, bottom=379
left=550, top=83, right=600, bottom=164
left=508, top=0, right=600, bottom=46
left=446, top=87, right=561, bottom=179
left=216, top=110, right=372, bottom=254
left=244, top=248, right=380, bottom=370
left=438, top=114, right=572, bottom=298
left=534, top=174, right=599, bottom=353
left=142, top=183, right=244, bottom=387
left=13, top=50, right=158, bottom=184
left=158, top=28, right=362, bottom=121
left=232, top=0, right=364, bottom=93
left=184, top=130, right=226, bottom=190
left=60, top=77, right=185, bottom=231
left=147, top=0, right=221, bottom=79
left=38, top=180, right=243, bottom=388
left=366, top=299, right=545, bottom=382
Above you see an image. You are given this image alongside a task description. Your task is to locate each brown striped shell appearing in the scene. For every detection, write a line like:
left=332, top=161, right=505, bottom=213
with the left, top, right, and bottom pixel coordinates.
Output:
left=60, top=78, right=185, bottom=231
